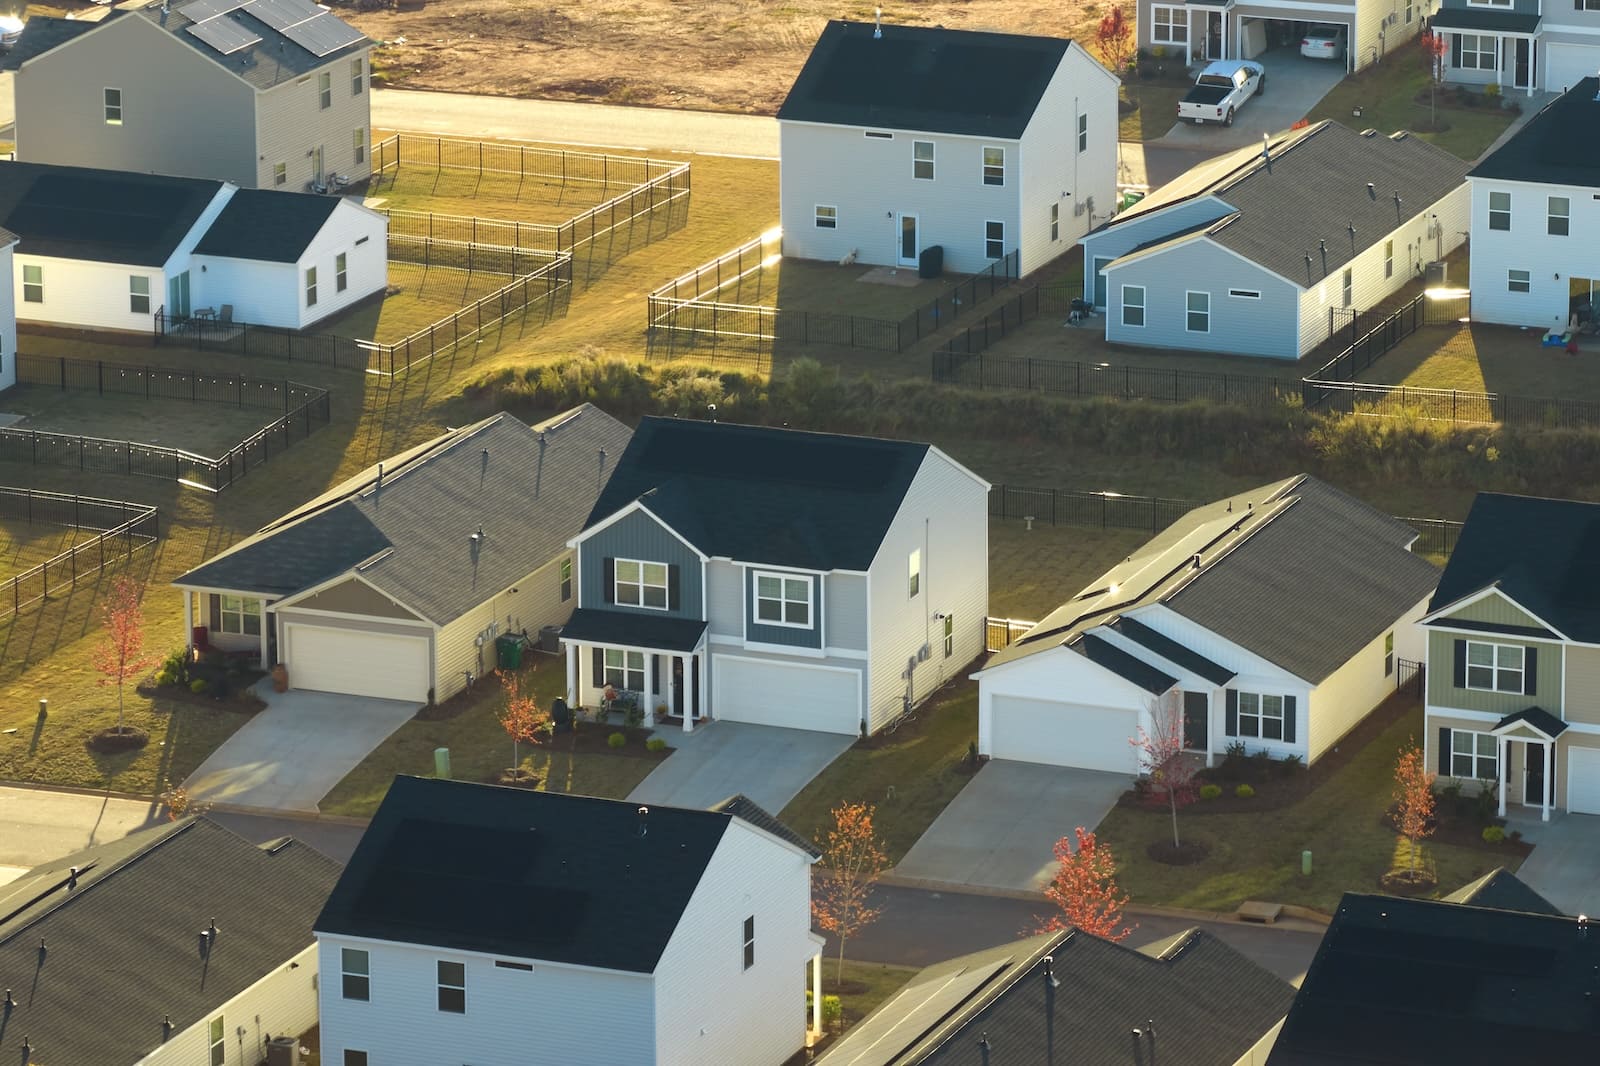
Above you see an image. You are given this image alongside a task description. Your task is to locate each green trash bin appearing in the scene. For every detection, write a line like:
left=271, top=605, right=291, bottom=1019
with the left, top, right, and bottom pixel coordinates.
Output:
left=497, top=635, right=523, bottom=670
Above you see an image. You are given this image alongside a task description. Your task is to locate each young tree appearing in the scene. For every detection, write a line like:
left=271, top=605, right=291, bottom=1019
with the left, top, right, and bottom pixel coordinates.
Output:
left=93, top=576, right=158, bottom=732
left=1392, top=736, right=1437, bottom=878
left=812, top=801, right=888, bottom=981
left=1095, top=4, right=1136, bottom=74
left=1420, top=32, right=1448, bottom=129
left=1130, top=692, right=1200, bottom=849
left=1036, top=827, right=1135, bottom=941
left=498, top=670, right=549, bottom=778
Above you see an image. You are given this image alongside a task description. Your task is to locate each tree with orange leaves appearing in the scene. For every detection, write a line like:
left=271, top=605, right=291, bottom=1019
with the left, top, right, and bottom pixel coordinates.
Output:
left=498, top=669, right=549, bottom=781
left=1095, top=4, right=1135, bottom=73
left=93, top=576, right=158, bottom=733
left=812, top=801, right=888, bottom=981
left=1037, top=827, right=1135, bottom=941
left=1392, top=736, right=1436, bottom=879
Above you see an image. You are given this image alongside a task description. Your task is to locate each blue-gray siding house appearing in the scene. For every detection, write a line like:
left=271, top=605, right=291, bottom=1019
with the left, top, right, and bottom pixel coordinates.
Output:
left=1431, top=0, right=1600, bottom=95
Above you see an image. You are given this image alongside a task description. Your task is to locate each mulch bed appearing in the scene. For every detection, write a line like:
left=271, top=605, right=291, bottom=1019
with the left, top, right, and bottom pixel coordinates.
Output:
left=548, top=723, right=674, bottom=759
left=1380, top=803, right=1535, bottom=858
left=86, top=725, right=150, bottom=753
left=414, top=672, right=502, bottom=721
left=136, top=679, right=267, bottom=715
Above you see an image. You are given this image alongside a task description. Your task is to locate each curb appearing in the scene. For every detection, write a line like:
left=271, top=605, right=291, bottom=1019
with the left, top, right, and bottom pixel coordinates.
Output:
left=202, top=802, right=372, bottom=828
left=0, top=778, right=162, bottom=805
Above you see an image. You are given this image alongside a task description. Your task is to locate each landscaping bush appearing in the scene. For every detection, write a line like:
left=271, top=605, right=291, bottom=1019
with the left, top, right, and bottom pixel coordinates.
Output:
left=1472, top=778, right=1499, bottom=824
left=822, top=995, right=843, bottom=1031
left=1482, top=825, right=1506, bottom=844
left=1279, top=753, right=1304, bottom=777
left=1235, top=783, right=1256, bottom=799
left=607, top=732, right=627, bottom=749
left=1199, top=784, right=1223, bottom=800
left=624, top=701, right=645, bottom=730
left=153, top=647, right=190, bottom=688
left=646, top=737, right=667, bottom=752
left=189, top=679, right=209, bottom=695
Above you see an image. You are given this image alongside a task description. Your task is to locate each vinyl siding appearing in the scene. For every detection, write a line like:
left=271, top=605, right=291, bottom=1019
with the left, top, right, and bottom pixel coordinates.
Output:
left=15, top=254, right=176, bottom=332
left=14, top=15, right=258, bottom=184
left=434, top=554, right=568, bottom=700
left=1425, top=628, right=1562, bottom=715
left=1104, top=238, right=1300, bottom=358
left=706, top=559, right=743, bottom=637
left=1079, top=196, right=1233, bottom=304
left=1424, top=711, right=1506, bottom=791
left=745, top=568, right=823, bottom=649
left=1351, top=0, right=1421, bottom=71
left=653, top=821, right=814, bottom=1066
left=286, top=578, right=422, bottom=619
left=1468, top=177, right=1598, bottom=331
left=1441, top=591, right=1547, bottom=630
left=298, top=200, right=388, bottom=328
left=191, top=256, right=302, bottom=327
left=977, top=644, right=1154, bottom=762
left=1540, top=36, right=1600, bottom=92
left=0, top=245, right=15, bottom=391
left=1424, top=713, right=1598, bottom=811
left=134, top=943, right=319, bottom=1066
left=1306, top=595, right=1428, bottom=762
left=1563, top=647, right=1600, bottom=726
left=578, top=507, right=704, bottom=619
left=316, top=935, right=655, bottom=1066
left=253, top=48, right=374, bottom=192
left=824, top=572, right=869, bottom=651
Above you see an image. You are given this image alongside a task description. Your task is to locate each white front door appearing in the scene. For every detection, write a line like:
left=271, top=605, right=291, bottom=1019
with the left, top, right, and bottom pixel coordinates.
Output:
left=897, top=213, right=920, bottom=267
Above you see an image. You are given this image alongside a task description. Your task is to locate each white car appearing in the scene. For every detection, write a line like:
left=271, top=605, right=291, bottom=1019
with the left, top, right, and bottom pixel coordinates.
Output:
left=1300, top=24, right=1348, bottom=61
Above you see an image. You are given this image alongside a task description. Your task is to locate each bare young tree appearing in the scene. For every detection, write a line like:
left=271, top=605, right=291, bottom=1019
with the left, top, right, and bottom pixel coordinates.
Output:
left=812, top=801, right=888, bottom=981
left=1130, top=691, right=1200, bottom=849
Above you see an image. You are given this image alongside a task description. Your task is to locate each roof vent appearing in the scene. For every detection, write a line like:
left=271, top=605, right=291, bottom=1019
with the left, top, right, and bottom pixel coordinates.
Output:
left=873, top=6, right=883, bottom=38
left=1393, top=192, right=1404, bottom=210
left=1131, top=1028, right=1146, bottom=1066
left=1192, top=553, right=1202, bottom=570
left=67, top=866, right=78, bottom=889
left=1360, top=128, right=1378, bottom=137
left=1367, top=182, right=1376, bottom=200
left=977, top=1032, right=992, bottom=1066
left=376, top=462, right=384, bottom=487
left=637, top=805, right=649, bottom=837
left=470, top=526, right=485, bottom=545
left=162, top=1015, right=175, bottom=1042
left=3, top=988, right=12, bottom=1008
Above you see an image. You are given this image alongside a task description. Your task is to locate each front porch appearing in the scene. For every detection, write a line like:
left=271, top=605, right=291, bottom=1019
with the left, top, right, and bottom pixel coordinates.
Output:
left=1489, top=706, right=1566, bottom=822
left=1430, top=10, right=1542, bottom=95
left=178, top=586, right=274, bottom=665
left=560, top=607, right=709, bottom=733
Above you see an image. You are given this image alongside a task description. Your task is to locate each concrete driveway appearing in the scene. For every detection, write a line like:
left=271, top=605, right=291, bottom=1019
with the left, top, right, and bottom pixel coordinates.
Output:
left=184, top=684, right=420, bottom=813
left=1513, top=813, right=1600, bottom=915
left=1159, top=48, right=1348, bottom=150
left=892, top=761, right=1129, bottom=894
left=627, top=721, right=853, bottom=813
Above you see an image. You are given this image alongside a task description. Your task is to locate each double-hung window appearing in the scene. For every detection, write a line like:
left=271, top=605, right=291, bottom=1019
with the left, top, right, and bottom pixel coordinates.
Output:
left=129, top=275, right=150, bottom=315
left=1384, top=632, right=1394, bottom=677
left=1151, top=5, right=1188, bottom=44
left=755, top=572, right=811, bottom=627
left=984, top=221, right=1004, bottom=260
left=353, top=127, right=366, bottom=165
left=318, top=71, right=332, bottom=109
left=1077, top=113, right=1088, bottom=153
left=437, top=961, right=465, bottom=1013
left=1050, top=202, right=1060, bottom=240
left=982, top=146, right=1005, bottom=186
left=1548, top=196, right=1570, bottom=236
left=615, top=559, right=668, bottom=609
left=742, top=916, right=756, bottom=970
left=604, top=649, right=645, bottom=691
left=815, top=205, right=837, bottom=229
left=908, top=550, right=921, bottom=597
left=1508, top=269, right=1531, bottom=293
left=912, top=140, right=934, bottom=180
left=208, top=1018, right=225, bottom=1066
left=104, top=88, right=123, bottom=125
left=273, top=162, right=287, bottom=186
left=1342, top=268, right=1353, bottom=308
left=1238, top=692, right=1286, bottom=740
left=1488, top=190, right=1511, bottom=230
left=1451, top=730, right=1498, bottom=779
left=219, top=595, right=261, bottom=636
left=1186, top=291, right=1210, bottom=333
left=559, top=557, right=573, bottom=601
left=22, top=265, right=42, bottom=304
left=1122, top=285, right=1145, bottom=327
left=341, top=948, right=370, bottom=1000
left=1384, top=239, right=1394, bottom=279
left=336, top=252, right=349, bottom=293
left=305, top=266, right=318, bottom=307
left=943, top=613, right=954, bottom=657
left=1465, top=641, right=1525, bottom=693
left=1459, top=34, right=1497, bottom=70
left=351, top=57, right=365, bottom=95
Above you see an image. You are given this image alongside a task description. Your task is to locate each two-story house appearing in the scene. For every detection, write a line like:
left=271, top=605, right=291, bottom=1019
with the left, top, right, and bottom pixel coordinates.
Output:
left=776, top=19, right=1119, bottom=277
left=560, top=417, right=990, bottom=736
left=6, top=0, right=371, bottom=191
left=1423, top=492, right=1600, bottom=821
left=1432, top=0, right=1600, bottom=93
left=1465, top=78, right=1600, bottom=332
left=1138, top=0, right=1427, bottom=73
left=314, top=776, right=825, bottom=1066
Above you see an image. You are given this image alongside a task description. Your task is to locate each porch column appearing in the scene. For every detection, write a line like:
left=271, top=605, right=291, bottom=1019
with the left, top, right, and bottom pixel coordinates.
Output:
left=1544, top=739, right=1553, bottom=822
left=565, top=641, right=578, bottom=705
left=810, top=951, right=823, bottom=1035
left=669, top=654, right=680, bottom=718
left=257, top=603, right=269, bottom=665
left=182, top=592, right=193, bottom=650
left=1206, top=691, right=1216, bottom=769
left=1497, top=736, right=1508, bottom=817
left=642, top=652, right=655, bottom=726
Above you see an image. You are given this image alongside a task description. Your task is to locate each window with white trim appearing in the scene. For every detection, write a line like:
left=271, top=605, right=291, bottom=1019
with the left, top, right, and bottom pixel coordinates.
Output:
left=341, top=948, right=370, bottom=1000
left=343, top=1053, right=369, bottom=1066
left=353, top=127, right=366, bottom=165
left=943, top=613, right=954, bottom=657
left=219, top=595, right=261, bottom=636
left=913, top=140, right=934, bottom=180
left=1548, top=196, right=1570, bottom=236
left=1186, top=290, right=1210, bottom=333
left=1467, top=0, right=1510, bottom=7
left=1229, top=289, right=1260, bottom=299
left=1405, top=0, right=1414, bottom=22
left=1508, top=269, right=1530, bottom=293
left=208, top=1017, right=225, bottom=1066
left=306, top=266, right=318, bottom=307
left=560, top=557, right=572, bottom=601
left=1049, top=202, right=1060, bottom=241
left=864, top=130, right=893, bottom=139
left=1459, top=34, right=1497, bottom=70
left=1581, top=0, right=1600, bottom=9
left=1384, top=631, right=1394, bottom=676
left=1385, top=239, right=1394, bottom=279
left=1488, top=190, right=1511, bottom=230
left=908, top=549, right=921, bottom=598
left=22, top=265, right=41, bottom=304
left=351, top=56, right=365, bottom=95
left=273, top=161, right=287, bottom=186
left=129, top=275, right=150, bottom=315
left=318, top=71, right=332, bottom=109
left=815, top=205, right=837, bottom=229
left=982, top=146, right=1004, bottom=186
left=615, top=559, right=668, bottom=609
left=1077, top=113, right=1088, bottom=153
left=336, top=252, right=348, bottom=293
left=604, top=648, right=645, bottom=691
left=755, top=572, right=811, bottom=627
left=1451, top=729, right=1497, bottom=779
left=1342, top=268, right=1353, bottom=308
left=1237, top=692, right=1285, bottom=740
left=984, top=220, right=1004, bottom=260
left=1151, top=4, right=1188, bottom=44
left=1466, top=641, right=1524, bottom=693
left=1122, top=285, right=1145, bottom=327
left=437, top=960, right=465, bottom=1013
left=742, top=915, right=756, bottom=970
left=104, top=88, right=122, bottom=125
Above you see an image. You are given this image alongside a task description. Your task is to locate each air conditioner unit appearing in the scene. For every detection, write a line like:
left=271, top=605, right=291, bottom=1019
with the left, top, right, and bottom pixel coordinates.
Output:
left=266, top=1037, right=298, bottom=1066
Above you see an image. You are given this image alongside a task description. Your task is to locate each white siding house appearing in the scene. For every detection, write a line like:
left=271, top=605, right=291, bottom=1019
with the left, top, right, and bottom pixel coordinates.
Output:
left=777, top=20, right=1119, bottom=277
left=0, top=233, right=19, bottom=392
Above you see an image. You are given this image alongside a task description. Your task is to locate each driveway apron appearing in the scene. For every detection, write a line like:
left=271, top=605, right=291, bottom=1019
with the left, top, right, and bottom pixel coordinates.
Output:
left=1158, top=49, right=1348, bottom=150
left=1514, top=813, right=1600, bottom=916
left=627, top=721, right=853, bottom=813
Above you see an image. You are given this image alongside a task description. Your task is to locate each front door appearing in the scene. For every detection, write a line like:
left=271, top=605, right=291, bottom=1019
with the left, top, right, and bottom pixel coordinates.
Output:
left=1094, top=256, right=1112, bottom=308
left=1513, top=37, right=1532, bottom=90
left=1183, top=692, right=1209, bottom=750
left=1205, top=11, right=1223, bottom=60
left=1524, top=742, right=1550, bottom=806
left=898, top=213, right=920, bottom=267
left=167, top=270, right=191, bottom=320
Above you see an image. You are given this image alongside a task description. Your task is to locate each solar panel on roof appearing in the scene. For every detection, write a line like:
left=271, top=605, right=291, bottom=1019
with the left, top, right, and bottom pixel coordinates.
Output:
left=179, top=0, right=249, bottom=23
left=245, top=0, right=322, bottom=32
left=186, top=16, right=262, bottom=55
left=281, top=11, right=364, bottom=57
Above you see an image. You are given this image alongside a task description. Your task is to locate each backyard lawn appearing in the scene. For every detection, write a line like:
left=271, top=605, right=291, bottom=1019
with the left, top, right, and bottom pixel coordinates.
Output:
left=1358, top=322, right=1600, bottom=403
left=0, top=387, right=281, bottom=457
left=701, top=255, right=962, bottom=322
left=366, top=151, right=636, bottom=225
left=315, top=261, right=525, bottom=343
left=0, top=519, right=100, bottom=573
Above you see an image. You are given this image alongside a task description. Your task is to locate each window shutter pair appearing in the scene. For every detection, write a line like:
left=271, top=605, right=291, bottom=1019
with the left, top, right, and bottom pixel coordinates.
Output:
left=1225, top=690, right=1238, bottom=736
left=1283, top=695, right=1297, bottom=744
left=1438, top=727, right=1451, bottom=776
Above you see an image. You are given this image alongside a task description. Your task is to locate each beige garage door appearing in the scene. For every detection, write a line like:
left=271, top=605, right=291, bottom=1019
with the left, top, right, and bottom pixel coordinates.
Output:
left=988, top=695, right=1140, bottom=774
left=283, top=624, right=430, bottom=703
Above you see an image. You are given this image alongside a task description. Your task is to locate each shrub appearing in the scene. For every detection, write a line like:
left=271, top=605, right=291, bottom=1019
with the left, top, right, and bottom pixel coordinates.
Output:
left=1224, top=740, right=1248, bottom=760
left=1473, top=778, right=1499, bottom=824
left=1279, top=753, right=1304, bottom=776
left=607, top=732, right=627, bottom=749
left=624, top=700, right=645, bottom=730
left=154, top=647, right=189, bottom=688
left=822, top=995, right=843, bottom=1030
left=1199, top=784, right=1223, bottom=800
left=1235, top=783, right=1256, bottom=799
left=1482, top=825, right=1506, bottom=844
left=1484, top=82, right=1501, bottom=98
left=645, top=737, right=667, bottom=752
left=189, top=678, right=209, bottom=694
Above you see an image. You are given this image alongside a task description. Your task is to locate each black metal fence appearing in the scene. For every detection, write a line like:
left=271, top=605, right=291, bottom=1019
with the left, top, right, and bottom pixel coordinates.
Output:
left=0, top=488, right=159, bottom=621
left=1396, top=658, right=1425, bottom=698
left=1402, top=517, right=1463, bottom=556
left=985, top=616, right=1036, bottom=652
left=372, top=133, right=678, bottom=193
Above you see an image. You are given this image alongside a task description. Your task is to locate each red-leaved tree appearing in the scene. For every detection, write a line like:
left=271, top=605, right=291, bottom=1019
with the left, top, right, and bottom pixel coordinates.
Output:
left=1131, top=692, right=1200, bottom=849
left=1036, top=827, right=1135, bottom=940
left=1095, top=4, right=1136, bottom=73
left=812, top=801, right=888, bottom=981
left=1392, top=736, right=1437, bottom=878
left=1420, top=32, right=1448, bottom=129
left=498, top=670, right=549, bottom=779
left=93, top=576, right=158, bottom=733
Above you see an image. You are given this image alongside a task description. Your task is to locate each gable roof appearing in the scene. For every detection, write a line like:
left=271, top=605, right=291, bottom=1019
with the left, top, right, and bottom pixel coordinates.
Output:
left=711, top=793, right=821, bottom=858
left=1267, top=892, right=1599, bottom=1065
left=0, top=13, right=106, bottom=70
left=816, top=927, right=1295, bottom=1066
left=0, top=818, right=339, bottom=1066
left=583, top=417, right=936, bottom=572
left=193, top=187, right=342, bottom=263
left=1428, top=492, right=1600, bottom=643
left=777, top=20, right=1072, bottom=139
left=315, top=776, right=812, bottom=973
left=986, top=475, right=1439, bottom=684
left=0, top=159, right=223, bottom=266
left=1471, top=78, right=1600, bottom=188
left=135, top=0, right=369, bottom=91
left=175, top=406, right=633, bottom=624
left=1442, top=867, right=1563, bottom=916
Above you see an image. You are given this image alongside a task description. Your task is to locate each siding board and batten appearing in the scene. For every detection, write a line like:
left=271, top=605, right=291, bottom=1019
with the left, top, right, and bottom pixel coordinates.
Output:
left=580, top=508, right=704, bottom=621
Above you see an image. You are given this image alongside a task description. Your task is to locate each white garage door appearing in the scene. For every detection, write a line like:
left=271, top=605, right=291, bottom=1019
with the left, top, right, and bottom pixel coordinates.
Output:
left=1545, top=43, right=1600, bottom=92
left=283, top=624, right=430, bottom=703
left=713, top=656, right=861, bottom=735
left=988, top=695, right=1140, bottom=774
left=1568, top=747, right=1600, bottom=815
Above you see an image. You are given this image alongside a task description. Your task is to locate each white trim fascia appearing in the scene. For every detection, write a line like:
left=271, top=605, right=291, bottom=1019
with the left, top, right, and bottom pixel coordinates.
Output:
left=1423, top=612, right=1573, bottom=645
left=709, top=634, right=867, bottom=661
left=924, top=444, right=993, bottom=492
left=1538, top=24, right=1600, bottom=36
left=172, top=583, right=283, bottom=603
left=777, top=116, right=1024, bottom=146
left=1417, top=583, right=1560, bottom=631
left=719, top=812, right=821, bottom=865
left=1084, top=195, right=1232, bottom=242
left=1062, top=39, right=1124, bottom=89
left=312, top=931, right=657, bottom=981
left=1231, top=0, right=1356, bottom=11
left=1424, top=705, right=1504, bottom=724
left=569, top=498, right=708, bottom=561
left=976, top=640, right=1176, bottom=702
left=563, top=635, right=707, bottom=657
left=741, top=639, right=828, bottom=660
left=1492, top=719, right=1560, bottom=741
left=1561, top=721, right=1600, bottom=735
left=1467, top=173, right=1600, bottom=194
left=272, top=605, right=434, bottom=629
left=711, top=651, right=861, bottom=678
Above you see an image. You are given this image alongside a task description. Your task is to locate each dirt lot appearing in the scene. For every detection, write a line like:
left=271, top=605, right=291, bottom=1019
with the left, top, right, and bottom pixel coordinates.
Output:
left=339, top=0, right=1093, bottom=113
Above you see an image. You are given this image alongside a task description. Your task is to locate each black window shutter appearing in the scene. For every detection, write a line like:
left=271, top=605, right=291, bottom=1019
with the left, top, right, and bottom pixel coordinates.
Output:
left=652, top=654, right=661, bottom=693
left=1453, top=639, right=1466, bottom=687
left=208, top=593, right=220, bottom=629
left=1525, top=647, right=1537, bottom=694
left=1283, top=695, right=1297, bottom=744
left=602, top=557, right=615, bottom=604
left=1438, top=727, right=1451, bottom=775
left=593, top=647, right=604, bottom=681
left=1225, top=690, right=1238, bottom=736
left=1451, top=33, right=1461, bottom=67
left=668, top=565, right=681, bottom=611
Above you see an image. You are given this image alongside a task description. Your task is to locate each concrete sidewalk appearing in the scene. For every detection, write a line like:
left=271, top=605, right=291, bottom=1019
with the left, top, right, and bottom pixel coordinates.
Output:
left=0, top=784, right=161, bottom=885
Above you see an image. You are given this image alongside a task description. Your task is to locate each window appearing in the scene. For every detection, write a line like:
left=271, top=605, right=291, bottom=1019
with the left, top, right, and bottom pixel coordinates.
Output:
left=104, top=87, right=122, bottom=125
left=913, top=140, right=934, bottom=180
left=1488, top=190, right=1511, bottom=230
left=1151, top=5, right=1188, bottom=44
left=1548, top=196, right=1570, bottom=236
left=1468, top=0, right=1510, bottom=7
left=1185, top=291, right=1210, bottom=333
left=982, top=146, right=1005, bottom=186
left=129, top=275, right=150, bottom=315
left=908, top=549, right=921, bottom=597
left=437, top=960, right=465, bottom=1013
left=1077, top=113, right=1088, bottom=153
left=1385, top=238, right=1394, bottom=279
left=1508, top=269, right=1531, bottom=293
left=1582, top=0, right=1600, bottom=8
left=943, top=613, right=954, bottom=658
left=1459, top=34, right=1497, bottom=70
left=273, top=161, right=287, bottom=187
left=1405, top=0, right=1413, bottom=22
left=560, top=557, right=572, bottom=601
left=1384, top=631, right=1394, bottom=677
left=305, top=266, right=318, bottom=307
left=1451, top=730, right=1498, bottom=779
left=814, top=205, right=837, bottom=229
left=1238, top=692, right=1286, bottom=740
left=351, top=56, right=364, bottom=95
left=604, top=648, right=645, bottom=691
left=1342, top=268, right=1353, bottom=308
left=984, top=220, right=1004, bottom=260
left=344, top=1054, right=369, bottom=1066
left=1466, top=641, right=1525, bottom=693
left=353, top=127, right=366, bottom=165
left=1050, top=202, right=1060, bottom=241
left=615, top=559, right=669, bottom=609
left=755, top=572, right=811, bottom=627
left=1122, top=285, right=1146, bottom=327
left=318, top=71, right=332, bottom=109
left=742, top=915, right=756, bottom=970
left=1229, top=288, right=1260, bottom=299
left=22, top=265, right=40, bottom=304
left=341, top=948, right=370, bottom=1001
left=336, top=252, right=348, bottom=293
left=219, top=595, right=261, bottom=636
left=209, top=1017, right=225, bottom=1066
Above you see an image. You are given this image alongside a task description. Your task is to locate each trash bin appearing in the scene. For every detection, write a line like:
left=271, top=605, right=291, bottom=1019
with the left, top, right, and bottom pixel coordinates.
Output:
left=496, top=635, right=523, bottom=670
left=551, top=697, right=573, bottom=734
left=539, top=624, right=564, bottom=655
left=918, top=245, right=944, bottom=280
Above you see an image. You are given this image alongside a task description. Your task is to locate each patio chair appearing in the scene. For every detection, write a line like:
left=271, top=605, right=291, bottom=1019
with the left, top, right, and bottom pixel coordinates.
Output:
left=218, top=304, right=233, bottom=326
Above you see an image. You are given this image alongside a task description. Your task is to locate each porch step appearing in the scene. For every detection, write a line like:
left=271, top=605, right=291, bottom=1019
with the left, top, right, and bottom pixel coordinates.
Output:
left=1237, top=900, right=1283, bottom=925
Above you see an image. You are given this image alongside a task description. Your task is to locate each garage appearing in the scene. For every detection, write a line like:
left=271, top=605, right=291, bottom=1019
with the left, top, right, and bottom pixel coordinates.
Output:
left=713, top=655, right=861, bottom=735
left=1544, top=42, right=1600, bottom=92
left=1234, top=13, right=1352, bottom=69
left=986, top=695, right=1141, bottom=774
left=282, top=623, right=431, bottom=703
left=1567, top=747, right=1600, bottom=815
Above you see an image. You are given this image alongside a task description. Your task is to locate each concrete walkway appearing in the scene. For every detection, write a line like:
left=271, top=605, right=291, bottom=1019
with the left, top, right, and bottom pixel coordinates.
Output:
left=184, top=683, right=420, bottom=813
left=0, top=784, right=160, bottom=886
left=1509, top=812, right=1600, bottom=916
left=893, top=762, right=1129, bottom=893
left=627, top=720, right=852, bottom=813
left=1156, top=49, right=1347, bottom=150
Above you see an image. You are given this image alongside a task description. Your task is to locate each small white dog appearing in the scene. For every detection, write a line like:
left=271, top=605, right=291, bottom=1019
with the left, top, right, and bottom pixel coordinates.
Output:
left=839, top=249, right=859, bottom=266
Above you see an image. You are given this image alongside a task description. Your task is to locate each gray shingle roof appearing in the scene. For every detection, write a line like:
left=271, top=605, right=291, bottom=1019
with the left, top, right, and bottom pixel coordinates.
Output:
left=0, top=818, right=340, bottom=1066
left=561, top=606, right=708, bottom=652
left=1429, top=8, right=1541, bottom=34
left=193, top=188, right=342, bottom=263
left=135, top=1, right=369, bottom=91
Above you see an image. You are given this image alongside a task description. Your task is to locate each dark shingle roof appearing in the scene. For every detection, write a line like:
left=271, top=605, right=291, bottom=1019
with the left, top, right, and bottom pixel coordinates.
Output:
left=176, top=406, right=633, bottom=622
left=560, top=606, right=708, bottom=653
left=194, top=188, right=342, bottom=263
left=1427, top=492, right=1600, bottom=642
left=1471, top=79, right=1600, bottom=193
left=777, top=20, right=1072, bottom=139
left=585, top=417, right=934, bottom=572
left=0, top=160, right=222, bottom=266
left=711, top=794, right=821, bottom=858
left=1267, top=893, right=1600, bottom=1065
left=817, top=928, right=1295, bottom=1066
left=1493, top=705, right=1567, bottom=739
left=316, top=776, right=809, bottom=973
left=0, top=13, right=107, bottom=70
left=136, top=1, right=368, bottom=91
left=1443, top=867, right=1563, bottom=916
left=1429, top=8, right=1541, bottom=33
left=0, top=818, right=340, bottom=1066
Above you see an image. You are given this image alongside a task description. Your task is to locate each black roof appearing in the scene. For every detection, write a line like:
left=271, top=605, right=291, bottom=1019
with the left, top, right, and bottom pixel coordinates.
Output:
left=0, top=13, right=104, bottom=71
left=1470, top=78, right=1600, bottom=188
left=711, top=793, right=821, bottom=858
left=1443, top=867, right=1563, bottom=916
left=1494, top=704, right=1568, bottom=739
left=1428, top=492, right=1600, bottom=642
left=561, top=606, right=708, bottom=653
left=777, top=20, right=1072, bottom=139
left=0, top=160, right=222, bottom=266
left=1112, top=616, right=1236, bottom=684
left=817, top=928, right=1295, bottom=1066
left=194, top=188, right=342, bottom=263
left=585, top=417, right=935, bottom=572
left=0, top=818, right=339, bottom=1066
left=1267, top=893, right=1600, bottom=1065
left=1429, top=8, right=1541, bottom=33
left=315, top=776, right=813, bottom=973
left=137, top=0, right=369, bottom=91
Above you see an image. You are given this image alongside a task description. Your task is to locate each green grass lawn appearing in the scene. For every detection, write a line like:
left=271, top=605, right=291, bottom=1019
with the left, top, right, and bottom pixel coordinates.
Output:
left=1305, top=51, right=1518, bottom=160
left=1120, top=82, right=1186, bottom=141
left=314, top=261, right=524, bottom=343
left=0, top=519, right=98, bottom=573
left=824, top=960, right=919, bottom=1033
left=366, top=160, right=621, bottom=225
left=1096, top=700, right=1519, bottom=913
left=989, top=521, right=1151, bottom=621
left=700, top=255, right=960, bottom=322
left=1359, top=323, right=1600, bottom=403
left=0, top=386, right=280, bottom=457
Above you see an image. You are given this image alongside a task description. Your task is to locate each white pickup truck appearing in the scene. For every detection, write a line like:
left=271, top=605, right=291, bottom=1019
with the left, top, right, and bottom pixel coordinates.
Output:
left=1177, top=60, right=1266, bottom=126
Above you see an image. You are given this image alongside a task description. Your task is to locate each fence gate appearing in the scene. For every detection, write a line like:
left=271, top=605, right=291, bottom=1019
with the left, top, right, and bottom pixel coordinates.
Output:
left=1396, top=658, right=1425, bottom=698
